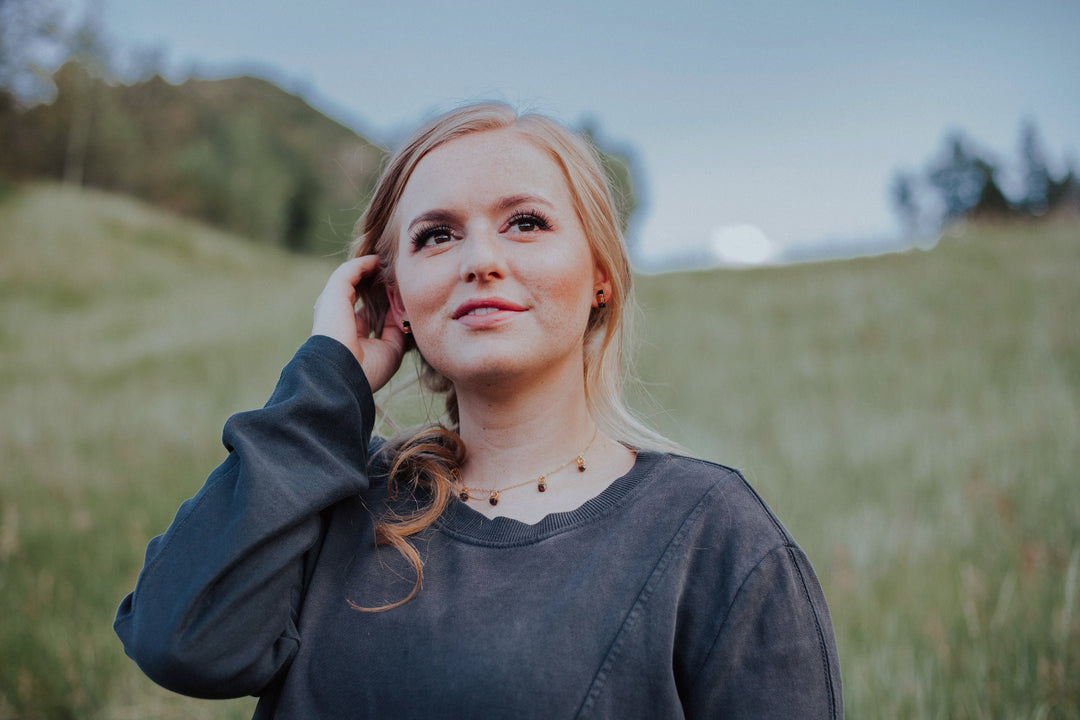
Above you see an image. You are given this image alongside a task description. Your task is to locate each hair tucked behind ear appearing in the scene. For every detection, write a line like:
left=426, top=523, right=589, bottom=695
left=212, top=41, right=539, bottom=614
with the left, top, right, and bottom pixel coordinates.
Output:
left=348, top=102, right=677, bottom=611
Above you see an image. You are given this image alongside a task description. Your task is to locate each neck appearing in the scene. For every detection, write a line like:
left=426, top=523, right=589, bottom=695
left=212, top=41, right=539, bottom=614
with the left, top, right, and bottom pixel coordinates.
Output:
left=453, top=364, right=595, bottom=492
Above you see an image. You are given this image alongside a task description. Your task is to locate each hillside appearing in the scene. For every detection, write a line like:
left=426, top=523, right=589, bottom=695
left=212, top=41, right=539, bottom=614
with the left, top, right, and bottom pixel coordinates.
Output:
left=0, top=183, right=336, bottom=718
left=0, top=65, right=640, bottom=258
left=1, top=65, right=385, bottom=254
left=1, top=183, right=1078, bottom=718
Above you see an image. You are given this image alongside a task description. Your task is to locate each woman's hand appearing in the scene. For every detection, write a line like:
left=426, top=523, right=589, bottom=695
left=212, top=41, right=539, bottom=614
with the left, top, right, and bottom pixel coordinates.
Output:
left=312, top=256, right=406, bottom=393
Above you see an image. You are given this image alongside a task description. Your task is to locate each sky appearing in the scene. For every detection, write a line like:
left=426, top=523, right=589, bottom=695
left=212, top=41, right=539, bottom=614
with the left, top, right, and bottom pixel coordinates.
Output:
left=88, top=0, right=1080, bottom=265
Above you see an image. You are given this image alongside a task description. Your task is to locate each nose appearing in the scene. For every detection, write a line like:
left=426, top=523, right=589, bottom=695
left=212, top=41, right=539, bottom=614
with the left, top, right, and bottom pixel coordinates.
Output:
left=459, top=225, right=507, bottom=283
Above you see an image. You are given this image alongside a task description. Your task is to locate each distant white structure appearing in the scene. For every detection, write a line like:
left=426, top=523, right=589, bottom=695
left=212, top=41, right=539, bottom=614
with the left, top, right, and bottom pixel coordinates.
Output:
left=633, top=223, right=930, bottom=274
left=709, top=224, right=779, bottom=267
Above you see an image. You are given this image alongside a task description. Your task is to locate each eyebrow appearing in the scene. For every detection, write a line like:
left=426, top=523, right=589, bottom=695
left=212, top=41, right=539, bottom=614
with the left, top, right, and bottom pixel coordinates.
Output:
left=406, top=194, right=554, bottom=231
left=494, top=193, right=553, bottom=212
left=407, top=209, right=458, bottom=232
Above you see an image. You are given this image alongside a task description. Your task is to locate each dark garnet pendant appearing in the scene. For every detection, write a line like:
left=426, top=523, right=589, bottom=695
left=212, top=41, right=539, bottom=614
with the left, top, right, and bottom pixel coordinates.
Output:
left=576, top=455, right=587, bottom=472
left=537, top=477, right=547, bottom=492
left=488, top=491, right=499, bottom=506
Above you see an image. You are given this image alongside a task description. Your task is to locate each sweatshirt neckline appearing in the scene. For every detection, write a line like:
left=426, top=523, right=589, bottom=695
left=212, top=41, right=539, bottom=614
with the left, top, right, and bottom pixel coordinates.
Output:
left=434, top=450, right=665, bottom=546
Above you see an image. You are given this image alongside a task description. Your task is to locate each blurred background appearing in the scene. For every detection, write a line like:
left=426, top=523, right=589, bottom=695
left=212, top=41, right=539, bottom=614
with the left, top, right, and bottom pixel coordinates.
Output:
left=1, top=0, right=1078, bottom=717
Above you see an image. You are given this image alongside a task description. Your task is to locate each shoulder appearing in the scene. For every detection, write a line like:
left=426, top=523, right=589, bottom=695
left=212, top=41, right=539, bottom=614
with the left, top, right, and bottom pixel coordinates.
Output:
left=645, top=455, right=843, bottom=715
left=637, top=453, right=814, bottom=626
left=641, top=452, right=795, bottom=551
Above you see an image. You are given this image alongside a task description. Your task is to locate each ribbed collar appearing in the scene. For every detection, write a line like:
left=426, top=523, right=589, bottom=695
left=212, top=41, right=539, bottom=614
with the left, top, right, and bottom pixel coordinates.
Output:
left=434, top=451, right=666, bottom=547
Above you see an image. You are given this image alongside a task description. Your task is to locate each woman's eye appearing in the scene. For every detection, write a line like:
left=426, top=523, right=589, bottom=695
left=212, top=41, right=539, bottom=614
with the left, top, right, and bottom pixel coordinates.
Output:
left=509, top=213, right=550, bottom=233
left=412, top=226, right=454, bottom=248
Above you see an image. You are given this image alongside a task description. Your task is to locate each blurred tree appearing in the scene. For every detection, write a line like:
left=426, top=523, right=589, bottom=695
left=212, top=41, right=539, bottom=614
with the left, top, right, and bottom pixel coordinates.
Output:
left=62, top=5, right=110, bottom=187
left=1019, top=119, right=1051, bottom=216
left=893, top=123, right=1078, bottom=232
left=927, top=132, right=1013, bottom=222
left=284, top=171, right=318, bottom=252
left=890, top=170, right=919, bottom=237
left=970, top=171, right=1012, bottom=220
left=0, top=0, right=63, bottom=104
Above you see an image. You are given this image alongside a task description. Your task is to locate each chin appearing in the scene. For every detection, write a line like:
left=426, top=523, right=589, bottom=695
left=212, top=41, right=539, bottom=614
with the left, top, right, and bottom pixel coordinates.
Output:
left=425, top=343, right=561, bottom=389
left=418, top=327, right=586, bottom=391
left=434, top=355, right=533, bottom=388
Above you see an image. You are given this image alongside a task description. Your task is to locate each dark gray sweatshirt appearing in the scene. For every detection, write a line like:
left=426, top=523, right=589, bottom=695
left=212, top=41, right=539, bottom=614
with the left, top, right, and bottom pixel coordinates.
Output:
left=115, top=335, right=842, bottom=718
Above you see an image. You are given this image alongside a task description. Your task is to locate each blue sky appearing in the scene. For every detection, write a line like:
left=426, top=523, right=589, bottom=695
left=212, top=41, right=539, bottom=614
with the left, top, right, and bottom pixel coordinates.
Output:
left=93, top=0, right=1080, bottom=262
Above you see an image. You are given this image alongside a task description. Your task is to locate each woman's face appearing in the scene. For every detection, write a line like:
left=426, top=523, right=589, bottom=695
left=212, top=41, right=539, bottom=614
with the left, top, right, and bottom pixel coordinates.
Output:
left=390, top=128, right=605, bottom=391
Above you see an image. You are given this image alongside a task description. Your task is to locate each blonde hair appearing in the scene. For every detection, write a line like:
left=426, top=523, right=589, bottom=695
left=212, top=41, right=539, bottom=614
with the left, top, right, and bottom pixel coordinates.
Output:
left=348, top=103, right=673, bottom=611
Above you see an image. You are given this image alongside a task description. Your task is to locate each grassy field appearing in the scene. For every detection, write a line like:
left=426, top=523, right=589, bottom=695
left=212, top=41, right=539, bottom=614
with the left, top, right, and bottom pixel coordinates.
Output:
left=1, top=182, right=1077, bottom=718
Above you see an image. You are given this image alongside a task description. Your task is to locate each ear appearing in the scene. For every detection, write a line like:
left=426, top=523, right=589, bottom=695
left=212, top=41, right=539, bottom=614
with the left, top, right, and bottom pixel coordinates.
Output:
left=385, top=282, right=407, bottom=327
left=592, top=262, right=611, bottom=308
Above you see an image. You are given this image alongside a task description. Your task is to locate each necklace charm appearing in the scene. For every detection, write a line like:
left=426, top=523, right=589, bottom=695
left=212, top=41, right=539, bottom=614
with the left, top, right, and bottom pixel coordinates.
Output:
left=453, top=427, right=598, bottom=506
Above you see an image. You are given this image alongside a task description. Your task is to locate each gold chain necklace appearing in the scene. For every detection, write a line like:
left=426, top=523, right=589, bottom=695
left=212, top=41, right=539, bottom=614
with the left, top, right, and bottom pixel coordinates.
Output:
left=453, top=427, right=599, bottom=506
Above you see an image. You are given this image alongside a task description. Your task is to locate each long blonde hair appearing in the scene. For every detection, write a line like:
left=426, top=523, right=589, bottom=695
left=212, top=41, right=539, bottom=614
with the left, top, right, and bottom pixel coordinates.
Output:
left=348, top=103, right=672, bottom=611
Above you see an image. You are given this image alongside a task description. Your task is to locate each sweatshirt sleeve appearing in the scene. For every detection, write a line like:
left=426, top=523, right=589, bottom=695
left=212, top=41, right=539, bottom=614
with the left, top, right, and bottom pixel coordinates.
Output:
left=685, top=543, right=844, bottom=719
left=114, top=335, right=375, bottom=699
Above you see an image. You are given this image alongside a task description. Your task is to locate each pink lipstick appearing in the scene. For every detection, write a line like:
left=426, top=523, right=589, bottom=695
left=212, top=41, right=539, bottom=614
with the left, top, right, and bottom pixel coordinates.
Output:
left=452, top=297, right=526, bottom=328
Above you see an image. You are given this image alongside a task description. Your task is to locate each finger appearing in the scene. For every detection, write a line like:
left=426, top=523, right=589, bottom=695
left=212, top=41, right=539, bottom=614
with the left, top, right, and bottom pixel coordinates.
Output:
left=314, top=256, right=382, bottom=315
left=331, top=255, right=382, bottom=289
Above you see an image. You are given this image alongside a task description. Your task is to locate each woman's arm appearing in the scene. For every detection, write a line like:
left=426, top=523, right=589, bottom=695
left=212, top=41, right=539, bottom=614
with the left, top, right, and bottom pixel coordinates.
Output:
left=115, top=256, right=406, bottom=698
left=114, top=336, right=376, bottom=698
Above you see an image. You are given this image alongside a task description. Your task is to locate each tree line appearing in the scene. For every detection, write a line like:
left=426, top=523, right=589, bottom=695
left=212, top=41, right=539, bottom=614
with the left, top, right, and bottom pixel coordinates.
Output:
left=891, top=122, right=1080, bottom=238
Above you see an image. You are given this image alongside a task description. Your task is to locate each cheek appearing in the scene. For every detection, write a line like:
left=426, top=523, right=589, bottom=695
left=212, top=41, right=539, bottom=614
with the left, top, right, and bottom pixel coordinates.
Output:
left=552, top=273, right=593, bottom=310
left=394, top=257, right=443, bottom=319
left=400, top=281, right=436, bottom=317
left=524, top=254, right=595, bottom=319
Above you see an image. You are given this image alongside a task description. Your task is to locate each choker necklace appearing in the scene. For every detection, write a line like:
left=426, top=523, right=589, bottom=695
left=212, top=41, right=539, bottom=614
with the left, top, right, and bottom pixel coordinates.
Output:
left=453, top=428, right=600, bottom=507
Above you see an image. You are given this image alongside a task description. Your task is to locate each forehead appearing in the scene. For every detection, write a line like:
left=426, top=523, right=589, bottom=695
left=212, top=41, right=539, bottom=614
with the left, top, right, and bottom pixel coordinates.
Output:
left=399, top=128, right=572, bottom=213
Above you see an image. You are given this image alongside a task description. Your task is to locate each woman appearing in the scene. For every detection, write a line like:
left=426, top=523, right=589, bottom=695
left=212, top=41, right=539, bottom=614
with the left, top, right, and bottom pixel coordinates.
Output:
left=115, top=103, right=843, bottom=718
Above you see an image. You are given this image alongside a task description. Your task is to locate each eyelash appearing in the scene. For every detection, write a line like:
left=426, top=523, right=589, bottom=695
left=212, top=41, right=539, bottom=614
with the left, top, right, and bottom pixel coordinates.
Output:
left=410, top=224, right=454, bottom=250
left=409, top=209, right=554, bottom=250
left=507, top=209, right=553, bottom=233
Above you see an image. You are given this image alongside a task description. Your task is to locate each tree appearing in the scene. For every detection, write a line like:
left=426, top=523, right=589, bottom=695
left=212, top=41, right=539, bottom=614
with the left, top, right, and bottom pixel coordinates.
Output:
left=927, top=132, right=1012, bottom=223
left=969, top=169, right=1012, bottom=219
left=61, top=6, right=110, bottom=186
left=890, top=170, right=920, bottom=237
left=891, top=123, right=1077, bottom=233
left=0, top=0, right=63, bottom=104
left=1019, top=119, right=1051, bottom=215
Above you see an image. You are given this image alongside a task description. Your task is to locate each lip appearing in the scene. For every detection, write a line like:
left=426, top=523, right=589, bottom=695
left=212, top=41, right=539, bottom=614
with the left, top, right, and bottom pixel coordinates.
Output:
left=452, top=297, right=527, bottom=319
left=452, top=297, right=527, bottom=328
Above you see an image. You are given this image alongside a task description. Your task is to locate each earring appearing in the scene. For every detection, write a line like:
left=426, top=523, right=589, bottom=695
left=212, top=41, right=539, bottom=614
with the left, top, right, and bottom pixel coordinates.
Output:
left=596, top=290, right=607, bottom=309
left=402, top=320, right=411, bottom=334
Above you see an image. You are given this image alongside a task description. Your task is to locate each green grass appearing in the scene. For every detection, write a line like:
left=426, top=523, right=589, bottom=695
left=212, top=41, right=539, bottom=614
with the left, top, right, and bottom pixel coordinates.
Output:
left=633, top=219, right=1080, bottom=718
left=0, top=183, right=337, bottom=719
left=2, top=183, right=1078, bottom=718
